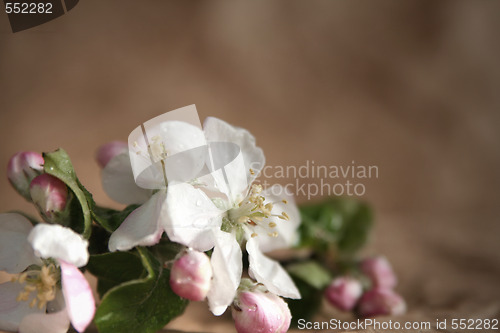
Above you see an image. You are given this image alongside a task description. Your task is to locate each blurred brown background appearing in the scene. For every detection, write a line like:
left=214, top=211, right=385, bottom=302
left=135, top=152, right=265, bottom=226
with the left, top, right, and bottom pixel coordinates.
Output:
left=1, top=1, right=499, bottom=332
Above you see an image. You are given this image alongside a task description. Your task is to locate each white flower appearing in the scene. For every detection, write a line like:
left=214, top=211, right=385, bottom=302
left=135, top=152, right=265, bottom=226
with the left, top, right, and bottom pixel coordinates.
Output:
left=165, top=118, right=300, bottom=315
left=167, top=182, right=301, bottom=315
left=106, top=119, right=207, bottom=251
left=0, top=213, right=95, bottom=333
left=105, top=116, right=266, bottom=252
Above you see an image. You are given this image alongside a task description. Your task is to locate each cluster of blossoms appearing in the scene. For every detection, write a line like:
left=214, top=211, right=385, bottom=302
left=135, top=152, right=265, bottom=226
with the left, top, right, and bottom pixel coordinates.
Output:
left=97, top=116, right=300, bottom=331
left=1, top=153, right=95, bottom=333
left=0, top=108, right=405, bottom=333
left=324, top=256, right=406, bottom=317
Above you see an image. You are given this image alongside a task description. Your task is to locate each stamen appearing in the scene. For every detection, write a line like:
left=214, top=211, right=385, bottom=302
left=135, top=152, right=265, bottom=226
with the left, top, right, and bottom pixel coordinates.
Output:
left=282, top=199, right=288, bottom=204
left=251, top=233, right=258, bottom=238
left=268, top=232, right=278, bottom=238
left=12, top=263, right=59, bottom=310
left=249, top=168, right=255, bottom=175
left=268, top=222, right=277, bottom=228
left=279, top=212, right=290, bottom=221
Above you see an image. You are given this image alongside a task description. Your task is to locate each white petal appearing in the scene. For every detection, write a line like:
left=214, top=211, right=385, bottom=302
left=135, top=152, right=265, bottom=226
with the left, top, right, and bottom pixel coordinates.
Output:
left=19, top=309, right=70, bottom=333
left=207, top=230, right=242, bottom=315
left=109, top=191, right=166, bottom=252
left=0, top=282, right=44, bottom=332
left=28, top=224, right=89, bottom=267
left=129, top=118, right=207, bottom=188
left=0, top=213, right=40, bottom=274
left=101, top=152, right=153, bottom=205
left=164, top=183, right=223, bottom=252
left=203, top=117, right=265, bottom=184
left=205, top=142, right=248, bottom=204
left=246, top=238, right=300, bottom=299
left=255, top=185, right=301, bottom=253
left=60, top=261, right=95, bottom=332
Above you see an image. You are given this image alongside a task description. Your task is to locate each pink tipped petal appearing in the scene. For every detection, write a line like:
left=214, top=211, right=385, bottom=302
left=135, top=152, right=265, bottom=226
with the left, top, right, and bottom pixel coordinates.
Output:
left=165, top=183, right=223, bottom=252
left=30, top=174, right=69, bottom=220
left=109, top=191, right=166, bottom=252
left=7, top=151, right=44, bottom=200
left=170, top=250, right=213, bottom=301
left=358, top=288, right=406, bottom=317
left=207, top=230, right=243, bottom=316
left=0, top=213, right=40, bottom=274
left=361, top=256, right=398, bottom=289
left=203, top=117, right=265, bottom=184
left=19, top=309, right=70, bottom=333
left=28, top=224, right=89, bottom=267
left=60, top=261, right=95, bottom=332
left=101, top=152, right=153, bottom=205
left=247, top=238, right=300, bottom=299
left=325, top=277, right=363, bottom=311
left=232, top=291, right=291, bottom=333
left=0, top=282, right=44, bottom=332
left=96, top=141, right=128, bottom=169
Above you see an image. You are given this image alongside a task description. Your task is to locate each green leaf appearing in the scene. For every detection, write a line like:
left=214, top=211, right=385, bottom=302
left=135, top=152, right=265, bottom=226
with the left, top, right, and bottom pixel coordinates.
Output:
left=94, top=247, right=188, bottom=333
left=298, top=198, right=373, bottom=256
left=86, top=251, right=145, bottom=297
left=287, top=261, right=332, bottom=289
left=92, top=204, right=140, bottom=233
left=43, top=149, right=92, bottom=238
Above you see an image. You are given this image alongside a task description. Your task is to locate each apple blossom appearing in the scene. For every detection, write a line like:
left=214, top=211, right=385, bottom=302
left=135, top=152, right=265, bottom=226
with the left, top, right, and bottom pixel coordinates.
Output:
left=361, top=256, right=397, bottom=289
left=0, top=213, right=95, bottom=333
left=231, top=280, right=291, bottom=333
left=357, top=288, right=406, bottom=317
left=30, top=174, right=69, bottom=223
left=170, top=250, right=213, bottom=301
left=95, top=141, right=128, bottom=169
left=7, top=151, right=44, bottom=201
left=325, top=276, right=363, bottom=311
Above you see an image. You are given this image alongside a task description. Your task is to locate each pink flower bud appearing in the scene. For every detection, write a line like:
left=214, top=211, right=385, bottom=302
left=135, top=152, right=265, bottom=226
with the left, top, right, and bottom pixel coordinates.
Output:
left=7, top=151, right=44, bottom=200
left=325, top=277, right=363, bottom=311
left=95, top=141, right=128, bottom=168
left=361, top=256, right=397, bottom=289
left=170, top=250, right=212, bottom=301
left=358, top=288, right=406, bottom=317
left=30, top=174, right=69, bottom=220
left=232, top=290, right=291, bottom=333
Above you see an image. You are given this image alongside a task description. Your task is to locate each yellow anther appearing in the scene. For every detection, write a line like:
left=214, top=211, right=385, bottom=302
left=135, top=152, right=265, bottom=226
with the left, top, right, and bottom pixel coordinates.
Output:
left=251, top=233, right=258, bottom=238
left=249, top=168, right=255, bottom=175
left=280, top=212, right=290, bottom=221
left=282, top=199, right=288, bottom=204
left=268, top=232, right=278, bottom=238
left=268, top=222, right=277, bottom=228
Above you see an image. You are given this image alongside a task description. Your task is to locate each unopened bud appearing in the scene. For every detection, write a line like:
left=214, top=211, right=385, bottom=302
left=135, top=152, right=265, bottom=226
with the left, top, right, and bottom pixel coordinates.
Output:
left=95, top=141, right=128, bottom=168
left=170, top=250, right=212, bottom=301
left=30, top=174, right=69, bottom=222
left=361, top=256, right=397, bottom=289
left=232, top=287, right=291, bottom=333
left=7, top=151, right=44, bottom=200
left=325, top=277, right=363, bottom=311
left=358, top=288, right=406, bottom=317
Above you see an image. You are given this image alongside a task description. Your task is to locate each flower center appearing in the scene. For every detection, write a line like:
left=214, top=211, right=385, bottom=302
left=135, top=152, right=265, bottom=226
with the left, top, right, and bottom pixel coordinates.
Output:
left=11, top=263, right=60, bottom=309
left=227, top=184, right=289, bottom=239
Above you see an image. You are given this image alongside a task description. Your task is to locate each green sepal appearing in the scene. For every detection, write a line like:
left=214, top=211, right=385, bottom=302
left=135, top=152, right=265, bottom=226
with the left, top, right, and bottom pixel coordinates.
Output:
left=42, top=149, right=92, bottom=238
left=93, top=247, right=188, bottom=333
